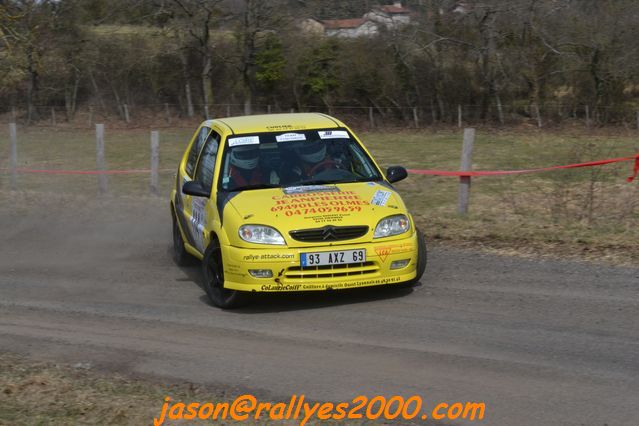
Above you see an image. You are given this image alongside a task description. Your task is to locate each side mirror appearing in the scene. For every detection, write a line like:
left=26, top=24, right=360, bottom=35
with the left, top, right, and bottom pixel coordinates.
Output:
left=182, top=180, right=211, bottom=198
left=386, top=166, right=408, bottom=184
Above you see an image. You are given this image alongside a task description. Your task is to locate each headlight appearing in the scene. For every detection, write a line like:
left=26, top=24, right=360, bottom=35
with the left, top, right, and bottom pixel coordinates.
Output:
left=373, top=214, right=410, bottom=238
left=239, top=225, right=285, bottom=245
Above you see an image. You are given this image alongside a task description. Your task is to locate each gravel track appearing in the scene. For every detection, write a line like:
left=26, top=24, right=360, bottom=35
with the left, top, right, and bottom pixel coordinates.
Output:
left=0, top=195, right=637, bottom=425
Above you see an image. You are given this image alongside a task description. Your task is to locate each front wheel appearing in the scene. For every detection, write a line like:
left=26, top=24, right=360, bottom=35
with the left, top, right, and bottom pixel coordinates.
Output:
left=398, top=228, right=427, bottom=288
left=202, top=240, right=248, bottom=309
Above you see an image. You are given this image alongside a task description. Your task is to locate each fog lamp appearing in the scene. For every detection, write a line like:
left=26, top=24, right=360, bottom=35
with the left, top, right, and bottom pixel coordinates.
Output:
left=249, top=269, right=273, bottom=278
left=390, top=259, right=410, bottom=270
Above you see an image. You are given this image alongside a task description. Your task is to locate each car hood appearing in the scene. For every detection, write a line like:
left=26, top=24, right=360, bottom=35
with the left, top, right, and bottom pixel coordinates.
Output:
left=224, top=182, right=407, bottom=247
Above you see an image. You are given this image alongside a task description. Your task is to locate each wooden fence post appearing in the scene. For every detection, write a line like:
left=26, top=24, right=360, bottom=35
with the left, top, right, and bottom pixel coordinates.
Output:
left=88, top=106, right=93, bottom=127
left=95, top=124, right=108, bottom=194
left=458, top=104, right=463, bottom=128
left=204, top=105, right=210, bottom=120
left=9, top=123, right=17, bottom=191
left=226, top=104, right=231, bottom=117
left=11, top=106, right=16, bottom=121
left=51, top=107, right=56, bottom=126
left=165, top=103, right=171, bottom=124
left=369, top=106, right=374, bottom=128
left=123, top=104, right=130, bottom=123
left=585, top=105, right=591, bottom=128
left=458, top=128, right=475, bottom=215
left=430, top=100, right=437, bottom=124
left=534, top=103, right=542, bottom=128
left=413, top=107, right=419, bottom=128
left=267, top=104, right=272, bottom=114
left=150, top=131, right=159, bottom=195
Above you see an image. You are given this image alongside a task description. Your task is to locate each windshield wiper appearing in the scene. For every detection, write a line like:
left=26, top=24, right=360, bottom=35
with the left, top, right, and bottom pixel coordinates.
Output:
left=228, top=183, right=280, bottom=192
left=294, top=179, right=338, bottom=186
left=294, top=177, right=381, bottom=186
left=354, top=176, right=382, bottom=182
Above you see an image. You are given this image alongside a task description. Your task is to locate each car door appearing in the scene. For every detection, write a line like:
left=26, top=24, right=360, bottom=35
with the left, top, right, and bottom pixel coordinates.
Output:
left=176, top=125, right=212, bottom=252
left=187, top=129, right=222, bottom=254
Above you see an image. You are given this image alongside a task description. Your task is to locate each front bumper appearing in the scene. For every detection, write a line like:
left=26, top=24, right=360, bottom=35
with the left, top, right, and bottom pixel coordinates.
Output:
left=221, top=232, right=418, bottom=292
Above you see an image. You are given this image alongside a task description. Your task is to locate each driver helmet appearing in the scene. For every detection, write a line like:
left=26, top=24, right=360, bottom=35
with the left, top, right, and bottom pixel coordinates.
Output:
left=297, top=140, right=326, bottom=164
left=230, top=145, right=259, bottom=170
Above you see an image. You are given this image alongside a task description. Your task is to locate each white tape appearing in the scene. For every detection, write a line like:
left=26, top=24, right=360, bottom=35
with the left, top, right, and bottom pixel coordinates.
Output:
left=228, top=136, right=260, bottom=146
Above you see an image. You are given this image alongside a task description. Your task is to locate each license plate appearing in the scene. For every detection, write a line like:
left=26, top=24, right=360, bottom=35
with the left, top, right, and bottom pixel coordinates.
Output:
left=300, top=249, right=366, bottom=267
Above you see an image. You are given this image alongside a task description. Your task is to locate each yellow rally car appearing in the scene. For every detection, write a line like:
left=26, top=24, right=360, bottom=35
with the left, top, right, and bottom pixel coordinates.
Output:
left=171, top=113, right=426, bottom=308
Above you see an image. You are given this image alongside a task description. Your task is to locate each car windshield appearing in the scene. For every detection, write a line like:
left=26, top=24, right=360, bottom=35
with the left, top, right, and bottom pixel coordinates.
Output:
left=219, top=129, right=383, bottom=192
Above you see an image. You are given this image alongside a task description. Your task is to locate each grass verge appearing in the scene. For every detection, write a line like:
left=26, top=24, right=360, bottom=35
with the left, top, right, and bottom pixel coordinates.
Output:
left=0, top=125, right=637, bottom=265
left=0, top=354, right=215, bottom=425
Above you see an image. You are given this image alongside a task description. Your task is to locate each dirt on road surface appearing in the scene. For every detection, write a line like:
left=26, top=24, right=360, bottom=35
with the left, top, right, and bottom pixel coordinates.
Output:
left=0, top=192, right=638, bottom=425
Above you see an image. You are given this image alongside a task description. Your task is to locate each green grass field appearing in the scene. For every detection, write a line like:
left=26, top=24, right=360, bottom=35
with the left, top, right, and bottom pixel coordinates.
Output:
left=0, top=124, right=637, bottom=264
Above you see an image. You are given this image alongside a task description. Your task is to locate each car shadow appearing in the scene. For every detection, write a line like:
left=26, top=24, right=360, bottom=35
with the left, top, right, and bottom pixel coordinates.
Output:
left=230, top=284, right=418, bottom=314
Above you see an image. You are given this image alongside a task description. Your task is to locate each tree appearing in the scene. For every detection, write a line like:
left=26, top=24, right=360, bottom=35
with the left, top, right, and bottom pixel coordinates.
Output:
left=233, top=0, right=286, bottom=114
left=1, top=0, right=57, bottom=122
left=297, top=38, right=340, bottom=110
left=163, top=0, right=225, bottom=117
left=254, top=33, right=287, bottom=105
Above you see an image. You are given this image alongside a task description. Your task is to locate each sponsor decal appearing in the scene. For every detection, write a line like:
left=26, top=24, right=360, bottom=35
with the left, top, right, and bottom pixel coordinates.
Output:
left=190, top=197, right=208, bottom=252
left=243, top=253, right=295, bottom=261
left=370, top=189, right=392, bottom=206
left=282, top=185, right=339, bottom=194
left=261, top=284, right=302, bottom=291
left=308, top=213, right=350, bottom=223
left=228, top=136, right=260, bottom=146
left=330, top=276, right=402, bottom=287
left=276, top=132, right=307, bottom=142
left=375, top=243, right=414, bottom=262
left=260, top=276, right=403, bottom=291
left=272, top=190, right=368, bottom=216
left=375, top=247, right=393, bottom=262
left=318, top=130, right=349, bottom=139
left=266, top=124, right=304, bottom=131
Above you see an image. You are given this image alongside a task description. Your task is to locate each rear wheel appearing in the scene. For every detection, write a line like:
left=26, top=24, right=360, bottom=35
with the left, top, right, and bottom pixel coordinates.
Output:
left=202, top=239, right=249, bottom=309
left=172, top=207, right=193, bottom=266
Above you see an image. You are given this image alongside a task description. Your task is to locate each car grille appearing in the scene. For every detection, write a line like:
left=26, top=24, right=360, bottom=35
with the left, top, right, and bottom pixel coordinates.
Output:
left=284, top=261, right=378, bottom=280
left=289, top=225, right=369, bottom=242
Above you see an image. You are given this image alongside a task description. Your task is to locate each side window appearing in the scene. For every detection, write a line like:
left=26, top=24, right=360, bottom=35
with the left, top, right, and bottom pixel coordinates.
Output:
left=194, top=130, right=221, bottom=190
left=185, top=126, right=211, bottom=177
left=348, top=144, right=375, bottom=177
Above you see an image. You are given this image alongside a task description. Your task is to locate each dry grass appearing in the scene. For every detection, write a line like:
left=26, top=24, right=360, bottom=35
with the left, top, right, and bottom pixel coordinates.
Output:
left=0, top=354, right=209, bottom=425
left=364, top=128, right=639, bottom=265
left=0, top=354, right=391, bottom=426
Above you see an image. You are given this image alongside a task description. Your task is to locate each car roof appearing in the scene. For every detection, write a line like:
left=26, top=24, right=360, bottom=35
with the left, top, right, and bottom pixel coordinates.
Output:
left=209, top=113, right=345, bottom=135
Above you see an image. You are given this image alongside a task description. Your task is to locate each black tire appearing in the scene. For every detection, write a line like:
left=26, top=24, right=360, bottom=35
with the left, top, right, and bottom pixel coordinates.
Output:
left=398, top=228, right=427, bottom=288
left=202, top=239, right=249, bottom=309
left=172, top=207, right=193, bottom=266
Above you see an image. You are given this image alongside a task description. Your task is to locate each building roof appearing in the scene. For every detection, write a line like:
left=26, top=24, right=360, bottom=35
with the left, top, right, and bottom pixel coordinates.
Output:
left=378, top=5, right=410, bottom=14
left=322, top=18, right=368, bottom=29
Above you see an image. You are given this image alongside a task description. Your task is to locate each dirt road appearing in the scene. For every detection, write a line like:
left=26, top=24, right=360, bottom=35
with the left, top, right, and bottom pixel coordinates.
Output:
left=0, top=194, right=637, bottom=425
